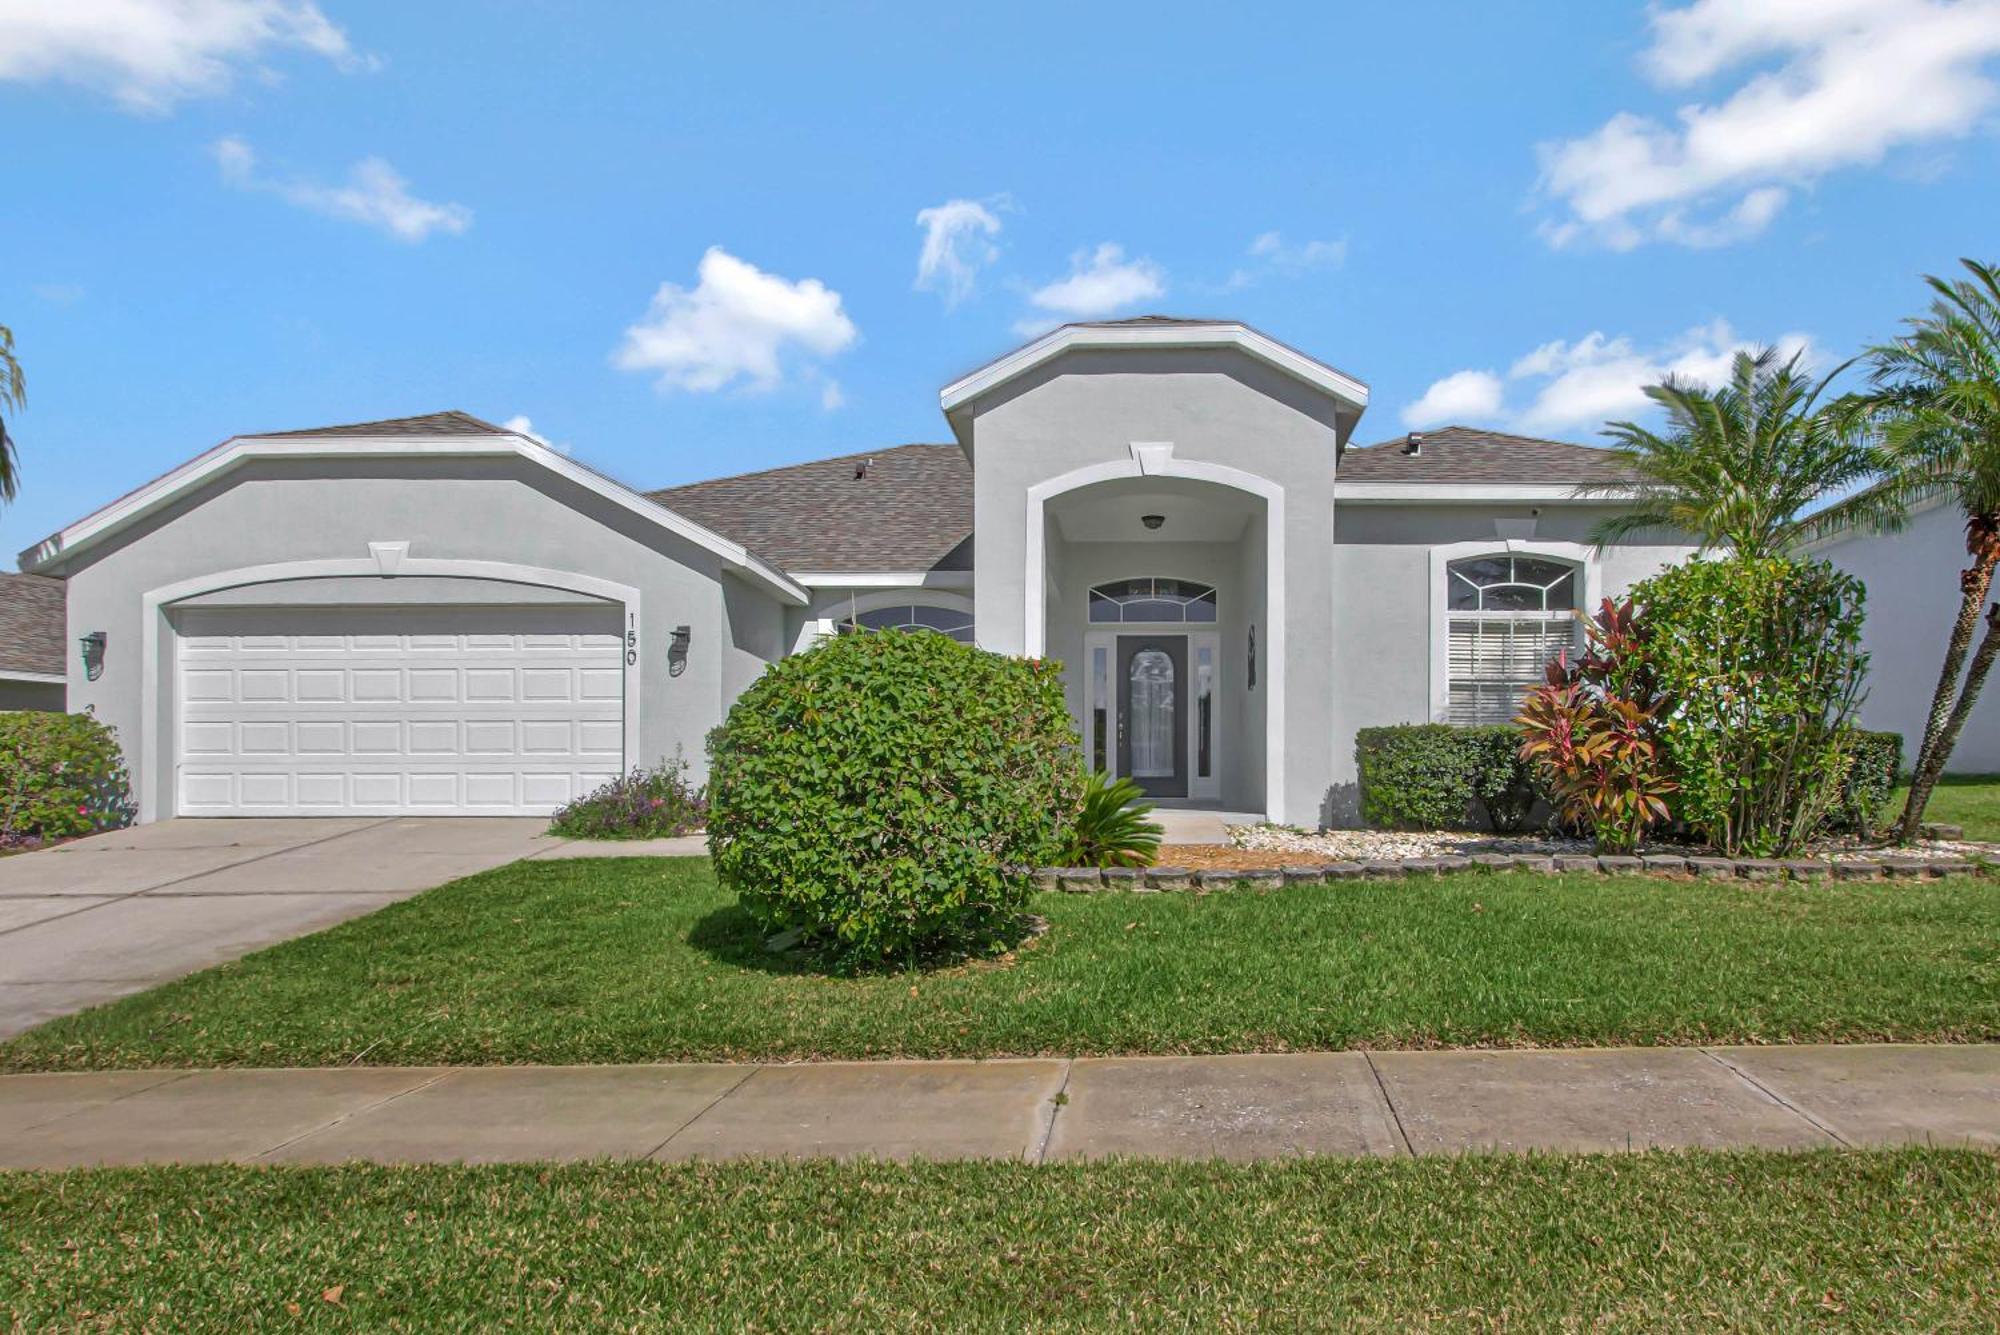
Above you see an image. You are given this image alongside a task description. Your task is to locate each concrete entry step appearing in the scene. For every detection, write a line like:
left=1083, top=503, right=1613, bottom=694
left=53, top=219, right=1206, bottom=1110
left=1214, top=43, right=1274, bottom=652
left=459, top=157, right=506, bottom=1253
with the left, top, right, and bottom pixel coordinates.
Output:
left=0, top=1044, right=1993, bottom=1170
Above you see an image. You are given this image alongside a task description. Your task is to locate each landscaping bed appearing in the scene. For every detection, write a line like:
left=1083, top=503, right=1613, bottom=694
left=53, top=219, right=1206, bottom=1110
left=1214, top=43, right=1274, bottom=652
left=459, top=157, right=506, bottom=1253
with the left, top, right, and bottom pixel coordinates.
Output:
left=4, top=1150, right=1996, bottom=1328
left=4, top=858, right=1995, bottom=1070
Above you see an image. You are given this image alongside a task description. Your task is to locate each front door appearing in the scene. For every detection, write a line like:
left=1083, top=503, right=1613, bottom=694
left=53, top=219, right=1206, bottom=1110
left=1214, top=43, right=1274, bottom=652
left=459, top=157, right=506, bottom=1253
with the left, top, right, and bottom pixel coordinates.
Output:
left=1117, top=635, right=1187, bottom=798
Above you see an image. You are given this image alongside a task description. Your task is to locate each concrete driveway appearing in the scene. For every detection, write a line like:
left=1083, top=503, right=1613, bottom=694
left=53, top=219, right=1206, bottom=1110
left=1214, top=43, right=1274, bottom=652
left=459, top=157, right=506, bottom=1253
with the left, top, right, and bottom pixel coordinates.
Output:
left=0, top=818, right=554, bottom=1039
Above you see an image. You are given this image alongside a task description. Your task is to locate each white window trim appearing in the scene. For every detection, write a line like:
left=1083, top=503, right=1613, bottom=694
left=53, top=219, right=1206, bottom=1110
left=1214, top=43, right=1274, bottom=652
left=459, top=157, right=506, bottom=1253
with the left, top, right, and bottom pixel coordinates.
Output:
left=1427, top=540, right=1600, bottom=724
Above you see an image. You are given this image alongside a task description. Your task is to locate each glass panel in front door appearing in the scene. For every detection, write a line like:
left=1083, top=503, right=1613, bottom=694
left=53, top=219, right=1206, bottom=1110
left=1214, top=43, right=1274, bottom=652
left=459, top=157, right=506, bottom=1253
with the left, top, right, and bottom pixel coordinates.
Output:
left=1128, top=649, right=1176, bottom=779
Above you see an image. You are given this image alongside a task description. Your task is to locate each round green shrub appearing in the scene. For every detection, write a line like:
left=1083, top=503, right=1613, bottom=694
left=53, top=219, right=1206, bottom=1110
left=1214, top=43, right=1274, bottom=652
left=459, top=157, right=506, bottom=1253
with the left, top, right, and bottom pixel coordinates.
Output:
left=708, top=630, right=1082, bottom=965
left=0, top=710, right=135, bottom=847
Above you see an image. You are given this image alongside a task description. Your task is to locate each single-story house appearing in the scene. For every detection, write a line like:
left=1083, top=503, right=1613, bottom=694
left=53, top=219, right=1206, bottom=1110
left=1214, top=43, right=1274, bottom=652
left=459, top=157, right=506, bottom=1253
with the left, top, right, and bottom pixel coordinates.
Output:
left=0, top=573, right=67, bottom=712
left=20, top=317, right=1722, bottom=825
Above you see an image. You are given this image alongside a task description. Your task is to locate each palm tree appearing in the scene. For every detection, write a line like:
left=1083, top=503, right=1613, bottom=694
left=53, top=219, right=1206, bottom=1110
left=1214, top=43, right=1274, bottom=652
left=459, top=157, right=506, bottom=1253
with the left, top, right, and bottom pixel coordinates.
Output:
left=0, top=323, right=21, bottom=501
left=1580, top=346, right=1875, bottom=557
left=1805, top=259, right=2000, bottom=843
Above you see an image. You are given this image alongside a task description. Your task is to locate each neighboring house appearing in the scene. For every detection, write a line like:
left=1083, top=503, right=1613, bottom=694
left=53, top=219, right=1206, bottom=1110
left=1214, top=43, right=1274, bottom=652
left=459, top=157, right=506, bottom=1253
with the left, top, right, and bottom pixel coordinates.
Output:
left=1817, top=499, right=2000, bottom=773
left=0, top=573, right=67, bottom=712
left=21, top=318, right=1699, bottom=826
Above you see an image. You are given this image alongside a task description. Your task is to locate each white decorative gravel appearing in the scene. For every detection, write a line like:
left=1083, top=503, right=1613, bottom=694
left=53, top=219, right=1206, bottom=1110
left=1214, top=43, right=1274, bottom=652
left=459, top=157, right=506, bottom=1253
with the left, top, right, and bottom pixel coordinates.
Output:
left=1226, top=824, right=1996, bottom=864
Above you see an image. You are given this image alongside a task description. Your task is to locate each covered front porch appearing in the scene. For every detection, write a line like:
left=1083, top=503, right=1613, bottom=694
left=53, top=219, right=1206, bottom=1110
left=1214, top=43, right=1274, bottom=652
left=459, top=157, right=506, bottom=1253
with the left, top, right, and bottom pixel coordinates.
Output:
left=1032, top=471, right=1279, bottom=817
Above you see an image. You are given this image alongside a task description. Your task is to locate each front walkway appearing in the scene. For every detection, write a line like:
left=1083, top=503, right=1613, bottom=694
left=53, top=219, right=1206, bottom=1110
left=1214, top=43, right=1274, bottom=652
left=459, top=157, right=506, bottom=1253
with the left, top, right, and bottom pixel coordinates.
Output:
left=2, top=1044, right=1993, bottom=1169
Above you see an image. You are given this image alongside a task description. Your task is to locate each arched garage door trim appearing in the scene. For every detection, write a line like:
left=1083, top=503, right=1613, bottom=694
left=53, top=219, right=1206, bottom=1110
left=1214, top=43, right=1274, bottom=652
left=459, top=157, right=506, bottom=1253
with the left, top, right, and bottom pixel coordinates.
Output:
left=140, top=557, right=642, bottom=821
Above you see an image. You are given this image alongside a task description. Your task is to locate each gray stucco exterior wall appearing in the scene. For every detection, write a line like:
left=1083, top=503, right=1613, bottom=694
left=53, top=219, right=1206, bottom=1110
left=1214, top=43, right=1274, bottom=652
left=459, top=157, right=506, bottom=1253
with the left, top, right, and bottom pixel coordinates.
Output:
left=1325, top=502, right=1695, bottom=822
left=53, top=455, right=789, bottom=817
left=961, top=347, right=1341, bottom=825
left=1820, top=503, right=2000, bottom=772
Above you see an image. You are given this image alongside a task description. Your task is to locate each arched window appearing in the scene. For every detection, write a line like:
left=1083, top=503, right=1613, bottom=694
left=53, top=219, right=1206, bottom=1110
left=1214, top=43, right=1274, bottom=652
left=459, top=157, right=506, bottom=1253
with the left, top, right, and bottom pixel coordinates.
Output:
left=1087, top=577, right=1217, bottom=624
left=837, top=603, right=975, bottom=644
left=1444, top=555, right=1579, bottom=724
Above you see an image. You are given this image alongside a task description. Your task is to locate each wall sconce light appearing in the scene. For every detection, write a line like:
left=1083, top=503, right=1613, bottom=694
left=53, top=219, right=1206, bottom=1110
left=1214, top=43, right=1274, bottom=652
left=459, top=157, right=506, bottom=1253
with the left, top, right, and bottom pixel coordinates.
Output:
left=1141, top=514, right=1165, bottom=530
left=668, top=624, right=692, bottom=677
left=79, top=631, right=107, bottom=682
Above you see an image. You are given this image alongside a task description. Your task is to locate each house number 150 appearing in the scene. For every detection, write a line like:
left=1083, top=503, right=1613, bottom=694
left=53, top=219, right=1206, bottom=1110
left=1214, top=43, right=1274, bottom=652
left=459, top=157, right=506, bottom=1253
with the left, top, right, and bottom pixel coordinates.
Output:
left=626, top=614, right=639, bottom=666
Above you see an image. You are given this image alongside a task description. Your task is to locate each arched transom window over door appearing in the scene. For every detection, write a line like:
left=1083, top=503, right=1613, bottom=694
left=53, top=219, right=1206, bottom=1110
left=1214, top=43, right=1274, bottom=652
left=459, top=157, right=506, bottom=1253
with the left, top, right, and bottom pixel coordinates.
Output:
left=1445, top=555, right=1580, bottom=724
left=1088, top=578, right=1217, bottom=623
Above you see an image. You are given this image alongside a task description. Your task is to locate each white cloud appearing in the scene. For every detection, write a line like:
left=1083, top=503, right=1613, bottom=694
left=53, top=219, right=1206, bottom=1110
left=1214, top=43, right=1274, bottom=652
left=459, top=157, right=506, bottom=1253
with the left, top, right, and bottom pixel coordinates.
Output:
left=1248, top=230, right=1347, bottom=273
left=213, top=135, right=471, bottom=241
left=1402, top=321, right=1816, bottom=435
left=1024, top=243, right=1165, bottom=320
left=914, top=197, right=1005, bottom=306
left=0, top=0, right=366, bottom=113
left=615, top=246, right=858, bottom=395
left=818, top=380, right=845, bottom=412
left=1537, top=0, right=2000, bottom=249
left=1223, top=231, right=1349, bottom=290
left=1401, top=369, right=1504, bottom=428
left=501, top=415, right=569, bottom=455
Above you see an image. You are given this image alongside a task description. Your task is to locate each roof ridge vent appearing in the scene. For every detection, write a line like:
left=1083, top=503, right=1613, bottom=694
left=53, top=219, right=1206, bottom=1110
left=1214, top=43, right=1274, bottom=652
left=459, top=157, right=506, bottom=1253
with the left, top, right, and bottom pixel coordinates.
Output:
left=1401, top=432, right=1424, bottom=457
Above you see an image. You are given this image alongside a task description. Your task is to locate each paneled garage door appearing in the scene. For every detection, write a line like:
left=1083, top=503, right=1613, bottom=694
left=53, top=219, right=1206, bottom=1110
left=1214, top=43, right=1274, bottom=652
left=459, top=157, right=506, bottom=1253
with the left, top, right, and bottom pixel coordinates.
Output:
left=174, top=605, right=625, bottom=816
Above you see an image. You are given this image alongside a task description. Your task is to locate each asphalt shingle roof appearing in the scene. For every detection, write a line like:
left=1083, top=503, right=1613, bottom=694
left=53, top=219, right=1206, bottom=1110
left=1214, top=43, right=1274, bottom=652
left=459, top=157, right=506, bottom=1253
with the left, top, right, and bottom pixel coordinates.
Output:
left=649, top=444, right=972, bottom=575
left=1340, top=425, right=1633, bottom=484
left=0, top=573, right=65, bottom=677
left=252, top=410, right=510, bottom=438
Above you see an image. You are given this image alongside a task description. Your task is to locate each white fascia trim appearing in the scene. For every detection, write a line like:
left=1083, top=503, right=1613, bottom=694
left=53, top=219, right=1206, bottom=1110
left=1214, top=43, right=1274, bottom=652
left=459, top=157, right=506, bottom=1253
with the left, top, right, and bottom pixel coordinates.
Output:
left=138, top=557, right=645, bottom=823
left=940, top=323, right=1370, bottom=414
left=19, top=432, right=807, bottom=606
left=1426, top=539, right=1602, bottom=725
left=1337, top=483, right=1640, bottom=504
left=0, top=670, right=65, bottom=685
left=1023, top=453, right=1286, bottom=823
left=792, top=571, right=975, bottom=589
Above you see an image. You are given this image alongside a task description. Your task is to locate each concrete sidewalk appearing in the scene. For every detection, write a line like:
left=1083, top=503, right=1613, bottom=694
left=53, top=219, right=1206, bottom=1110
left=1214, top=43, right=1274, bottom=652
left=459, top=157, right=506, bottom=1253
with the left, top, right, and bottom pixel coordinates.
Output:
left=1, top=1044, right=1993, bottom=1170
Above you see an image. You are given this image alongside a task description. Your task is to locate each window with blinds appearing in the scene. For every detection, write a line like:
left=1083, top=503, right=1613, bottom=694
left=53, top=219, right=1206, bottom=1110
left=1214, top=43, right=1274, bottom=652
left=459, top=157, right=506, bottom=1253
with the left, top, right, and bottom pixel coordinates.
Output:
left=1444, top=555, right=1580, bottom=725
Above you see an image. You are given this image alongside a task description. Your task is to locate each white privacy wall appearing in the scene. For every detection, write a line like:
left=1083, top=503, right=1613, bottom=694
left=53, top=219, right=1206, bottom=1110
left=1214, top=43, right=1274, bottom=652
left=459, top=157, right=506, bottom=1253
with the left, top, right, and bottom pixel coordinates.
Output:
left=1820, top=503, right=2000, bottom=773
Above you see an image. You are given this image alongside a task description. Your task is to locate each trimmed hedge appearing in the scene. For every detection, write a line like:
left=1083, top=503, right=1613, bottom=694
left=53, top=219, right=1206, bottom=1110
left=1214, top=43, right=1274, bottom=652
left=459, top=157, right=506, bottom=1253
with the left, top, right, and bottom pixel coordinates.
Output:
left=707, top=629, right=1081, bottom=965
left=1356, top=724, right=1543, bottom=833
left=1836, top=729, right=1903, bottom=836
left=0, top=711, right=135, bottom=848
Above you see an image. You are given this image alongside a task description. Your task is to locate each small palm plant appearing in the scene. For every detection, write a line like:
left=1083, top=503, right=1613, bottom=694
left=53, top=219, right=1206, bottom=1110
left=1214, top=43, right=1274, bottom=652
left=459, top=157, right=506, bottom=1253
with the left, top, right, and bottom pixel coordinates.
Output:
left=0, top=322, right=23, bottom=502
left=1805, top=259, right=2000, bottom=842
left=1065, top=771, right=1164, bottom=868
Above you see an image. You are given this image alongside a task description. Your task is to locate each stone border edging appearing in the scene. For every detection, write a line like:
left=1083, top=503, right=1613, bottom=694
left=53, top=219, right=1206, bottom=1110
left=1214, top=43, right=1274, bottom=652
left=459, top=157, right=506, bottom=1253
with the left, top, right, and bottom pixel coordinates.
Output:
left=1030, top=852, right=1988, bottom=892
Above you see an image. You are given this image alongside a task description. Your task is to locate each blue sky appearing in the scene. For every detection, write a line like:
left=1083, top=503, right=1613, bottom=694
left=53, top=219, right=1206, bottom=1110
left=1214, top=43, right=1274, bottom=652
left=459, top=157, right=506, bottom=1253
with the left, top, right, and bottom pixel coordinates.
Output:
left=3, top=0, right=1998, bottom=561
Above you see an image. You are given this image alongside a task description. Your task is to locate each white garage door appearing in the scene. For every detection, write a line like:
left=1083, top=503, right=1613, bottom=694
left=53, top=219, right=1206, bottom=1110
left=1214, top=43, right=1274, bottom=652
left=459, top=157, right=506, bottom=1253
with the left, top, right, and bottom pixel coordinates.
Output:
left=174, top=605, right=625, bottom=816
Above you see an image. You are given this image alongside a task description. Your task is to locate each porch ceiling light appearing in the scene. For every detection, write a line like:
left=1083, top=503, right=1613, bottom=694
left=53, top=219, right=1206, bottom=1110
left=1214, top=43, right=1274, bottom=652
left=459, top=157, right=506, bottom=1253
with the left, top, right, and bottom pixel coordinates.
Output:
left=1141, top=514, right=1165, bottom=530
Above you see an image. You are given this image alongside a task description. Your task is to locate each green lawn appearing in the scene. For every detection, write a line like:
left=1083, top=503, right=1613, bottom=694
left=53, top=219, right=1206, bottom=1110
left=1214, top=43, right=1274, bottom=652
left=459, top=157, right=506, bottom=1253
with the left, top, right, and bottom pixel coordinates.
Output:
left=1902, top=773, right=2000, bottom=841
left=3, top=1151, right=1995, bottom=1329
left=4, top=858, right=1996, bottom=1070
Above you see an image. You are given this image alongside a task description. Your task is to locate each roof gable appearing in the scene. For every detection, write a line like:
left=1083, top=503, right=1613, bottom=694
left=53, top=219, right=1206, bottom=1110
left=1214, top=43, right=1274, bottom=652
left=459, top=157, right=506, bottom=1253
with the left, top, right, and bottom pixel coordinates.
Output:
left=21, top=412, right=806, bottom=603
left=939, top=319, right=1370, bottom=448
